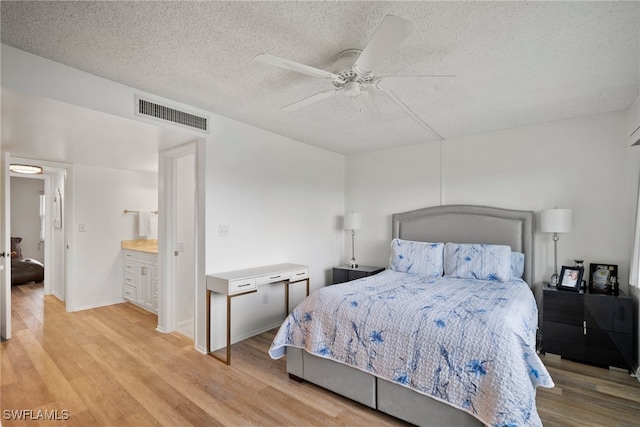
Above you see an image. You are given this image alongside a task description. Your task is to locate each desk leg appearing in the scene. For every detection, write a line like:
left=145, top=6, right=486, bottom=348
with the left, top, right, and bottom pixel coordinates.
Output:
left=285, top=278, right=310, bottom=316
left=225, top=295, right=231, bottom=364
left=207, top=293, right=232, bottom=365
left=285, top=282, right=289, bottom=316
left=206, top=290, right=211, bottom=354
left=209, top=292, right=255, bottom=365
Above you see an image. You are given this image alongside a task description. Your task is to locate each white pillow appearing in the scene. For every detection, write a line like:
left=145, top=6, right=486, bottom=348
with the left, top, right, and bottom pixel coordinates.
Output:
left=510, top=251, right=525, bottom=279
left=444, top=243, right=512, bottom=282
left=389, top=238, right=444, bottom=277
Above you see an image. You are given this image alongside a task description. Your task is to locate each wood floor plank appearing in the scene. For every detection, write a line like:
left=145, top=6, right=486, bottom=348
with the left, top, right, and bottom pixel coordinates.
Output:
left=81, top=341, right=197, bottom=427
left=2, top=283, right=640, bottom=426
left=14, top=328, right=88, bottom=415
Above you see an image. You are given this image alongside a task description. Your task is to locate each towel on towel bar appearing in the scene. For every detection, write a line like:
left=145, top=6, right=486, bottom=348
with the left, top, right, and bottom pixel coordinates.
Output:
left=138, top=211, right=151, bottom=237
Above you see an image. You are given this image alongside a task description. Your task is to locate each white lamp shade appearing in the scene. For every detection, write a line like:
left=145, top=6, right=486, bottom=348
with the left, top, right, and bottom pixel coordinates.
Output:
left=344, top=212, right=362, bottom=230
left=540, top=208, right=572, bottom=233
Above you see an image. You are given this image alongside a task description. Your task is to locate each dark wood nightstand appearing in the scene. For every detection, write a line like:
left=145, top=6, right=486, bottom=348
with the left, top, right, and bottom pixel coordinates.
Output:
left=332, top=265, right=385, bottom=285
left=542, top=288, right=635, bottom=371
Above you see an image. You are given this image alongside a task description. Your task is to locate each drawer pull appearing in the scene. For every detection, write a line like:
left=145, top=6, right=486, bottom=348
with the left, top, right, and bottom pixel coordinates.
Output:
left=238, top=283, right=252, bottom=288
left=296, top=272, right=306, bottom=276
left=270, top=275, right=281, bottom=279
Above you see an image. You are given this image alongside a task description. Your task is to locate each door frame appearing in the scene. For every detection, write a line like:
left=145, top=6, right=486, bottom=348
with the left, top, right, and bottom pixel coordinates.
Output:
left=1, top=152, right=11, bottom=339
left=11, top=157, right=73, bottom=305
left=157, top=139, right=205, bottom=352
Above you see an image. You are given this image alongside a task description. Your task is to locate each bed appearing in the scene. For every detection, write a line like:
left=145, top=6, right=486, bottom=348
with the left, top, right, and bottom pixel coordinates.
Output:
left=269, top=205, right=554, bottom=427
left=11, top=237, right=44, bottom=286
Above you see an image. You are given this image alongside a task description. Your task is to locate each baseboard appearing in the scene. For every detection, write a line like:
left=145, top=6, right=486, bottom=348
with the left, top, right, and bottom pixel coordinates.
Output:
left=209, top=320, right=282, bottom=352
left=177, top=319, right=194, bottom=330
left=233, top=320, right=282, bottom=344
left=68, top=298, right=126, bottom=312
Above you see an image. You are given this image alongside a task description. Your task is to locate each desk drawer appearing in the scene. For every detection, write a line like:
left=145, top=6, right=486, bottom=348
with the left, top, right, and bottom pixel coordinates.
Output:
left=257, top=271, right=291, bottom=285
left=290, top=268, right=309, bottom=282
left=229, top=278, right=256, bottom=294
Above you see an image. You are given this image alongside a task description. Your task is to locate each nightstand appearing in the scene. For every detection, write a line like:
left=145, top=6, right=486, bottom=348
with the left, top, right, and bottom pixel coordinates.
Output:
left=332, top=265, right=385, bottom=285
left=542, top=288, right=635, bottom=371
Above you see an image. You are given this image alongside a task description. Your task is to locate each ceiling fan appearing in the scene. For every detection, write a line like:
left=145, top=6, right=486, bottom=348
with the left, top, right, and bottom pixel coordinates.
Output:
left=255, top=14, right=453, bottom=140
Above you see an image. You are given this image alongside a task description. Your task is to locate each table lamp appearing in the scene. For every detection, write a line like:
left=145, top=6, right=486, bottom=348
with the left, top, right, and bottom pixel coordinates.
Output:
left=540, top=207, right=572, bottom=285
left=344, top=212, right=362, bottom=268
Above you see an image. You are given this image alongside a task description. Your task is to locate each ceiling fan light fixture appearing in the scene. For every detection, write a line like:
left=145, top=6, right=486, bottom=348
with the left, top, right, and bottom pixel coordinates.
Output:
left=344, top=82, right=361, bottom=97
left=9, top=164, right=43, bottom=174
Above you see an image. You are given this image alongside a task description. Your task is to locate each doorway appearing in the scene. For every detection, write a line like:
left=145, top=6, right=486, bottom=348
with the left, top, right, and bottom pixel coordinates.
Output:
left=157, top=142, right=200, bottom=342
left=1, top=157, right=70, bottom=340
left=10, top=176, right=45, bottom=288
left=174, top=152, right=196, bottom=338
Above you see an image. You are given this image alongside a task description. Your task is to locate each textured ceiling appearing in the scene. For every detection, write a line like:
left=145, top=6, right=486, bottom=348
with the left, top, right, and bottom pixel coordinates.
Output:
left=1, top=1, right=639, bottom=155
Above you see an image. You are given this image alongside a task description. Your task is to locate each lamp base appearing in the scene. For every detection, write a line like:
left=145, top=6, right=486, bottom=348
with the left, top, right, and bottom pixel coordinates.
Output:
left=550, top=272, right=559, bottom=287
left=349, top=258, right=358, bottom=269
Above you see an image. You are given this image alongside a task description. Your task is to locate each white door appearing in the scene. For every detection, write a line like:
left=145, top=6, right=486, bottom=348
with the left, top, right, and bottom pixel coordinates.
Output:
left=175, top=152, right=195, bottom=338
left=157, top=142, right=198, bottom=337
left=1, top=152, right=12, bottom=339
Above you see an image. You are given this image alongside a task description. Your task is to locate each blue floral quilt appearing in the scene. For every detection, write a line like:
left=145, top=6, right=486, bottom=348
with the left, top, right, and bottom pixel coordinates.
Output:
left=269, top=270, right=554, bottom=427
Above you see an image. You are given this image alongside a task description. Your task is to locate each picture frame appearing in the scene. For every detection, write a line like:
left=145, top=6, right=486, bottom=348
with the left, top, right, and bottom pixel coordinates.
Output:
left=557, top=265, right=584, bottom=291
left=588, top=263, right=618, bottom=294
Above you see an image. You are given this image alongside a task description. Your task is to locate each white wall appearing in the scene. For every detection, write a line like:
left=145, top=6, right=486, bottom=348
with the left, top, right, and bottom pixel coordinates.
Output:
left=10, top=177, right=44, bottom=263
left=1, top=46, right=345, bottom=352
left=346, top=112, right=635, bottom=311
left=70, top=164, right=157, bottom=311
left=205, top=121, right=345, bottom=349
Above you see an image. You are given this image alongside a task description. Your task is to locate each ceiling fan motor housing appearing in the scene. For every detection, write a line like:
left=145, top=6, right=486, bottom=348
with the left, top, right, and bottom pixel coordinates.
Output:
left=331, top=49, right=374, bottom=88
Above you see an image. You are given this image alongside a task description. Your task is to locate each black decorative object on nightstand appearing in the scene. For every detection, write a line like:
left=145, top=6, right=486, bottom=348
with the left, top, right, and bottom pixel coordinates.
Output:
left=542, top=289, right=635, bottom=371
left=332, top=265, right=385, bottom=285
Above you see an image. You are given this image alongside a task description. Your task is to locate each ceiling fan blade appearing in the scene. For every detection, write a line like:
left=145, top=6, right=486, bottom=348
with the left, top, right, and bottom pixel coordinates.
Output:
left=352, top=91, right=379, bottom=119
left=376, top=75, right=455, bottom=92
left=353, top=15, right=415, bottom=76
left=281, top=89, right=340, bottom=111
left=255, top=53, right=338, bottom=80
left=382, top=89, right=443, bottom=141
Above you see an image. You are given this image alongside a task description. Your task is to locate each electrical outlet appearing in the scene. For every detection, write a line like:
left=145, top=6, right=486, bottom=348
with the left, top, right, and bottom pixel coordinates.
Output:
left=218, top=225, right=230, bottom=237
left=262, top=293, right=268, bottom=304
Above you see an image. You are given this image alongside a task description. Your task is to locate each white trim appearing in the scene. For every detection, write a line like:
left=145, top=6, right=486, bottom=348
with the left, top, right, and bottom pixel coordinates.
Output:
left=70, top=298, right=128, bottom=312
left=157, top=139, right=204, bottom=355
left=630, top=172, right=640, bottom=288
left=1, top=152, right=11, bottom=340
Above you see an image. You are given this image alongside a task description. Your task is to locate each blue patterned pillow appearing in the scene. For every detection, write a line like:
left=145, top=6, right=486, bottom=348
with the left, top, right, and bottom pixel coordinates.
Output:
left=510, top=251, right=525, bottom=279
left=389, top=239, right=444, bottom=277
left=444, top=243, right=512, bottom=282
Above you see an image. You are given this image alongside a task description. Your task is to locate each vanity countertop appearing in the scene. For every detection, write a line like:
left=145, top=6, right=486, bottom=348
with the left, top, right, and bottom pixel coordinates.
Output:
left=122, top=239, right=158, bottom=254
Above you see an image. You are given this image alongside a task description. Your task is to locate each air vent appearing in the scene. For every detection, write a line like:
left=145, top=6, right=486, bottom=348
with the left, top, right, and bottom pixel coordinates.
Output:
left=135, top=96, right=208, bottom=132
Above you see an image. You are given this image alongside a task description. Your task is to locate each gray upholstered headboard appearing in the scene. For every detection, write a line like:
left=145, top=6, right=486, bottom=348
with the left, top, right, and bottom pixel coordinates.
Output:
left=392, top=205, right=535, bottom=286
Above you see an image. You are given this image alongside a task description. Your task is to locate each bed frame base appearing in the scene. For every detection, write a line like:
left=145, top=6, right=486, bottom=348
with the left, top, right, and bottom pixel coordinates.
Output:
left=287, top=348, right=481, bottom=426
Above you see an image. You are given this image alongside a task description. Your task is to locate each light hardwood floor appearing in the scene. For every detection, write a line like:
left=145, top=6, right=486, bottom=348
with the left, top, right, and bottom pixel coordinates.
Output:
left=2, top=283, right=639, bottom=426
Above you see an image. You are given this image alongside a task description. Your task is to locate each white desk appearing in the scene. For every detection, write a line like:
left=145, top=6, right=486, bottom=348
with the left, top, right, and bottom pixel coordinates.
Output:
left=206, top=263, right=309, bottom=365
